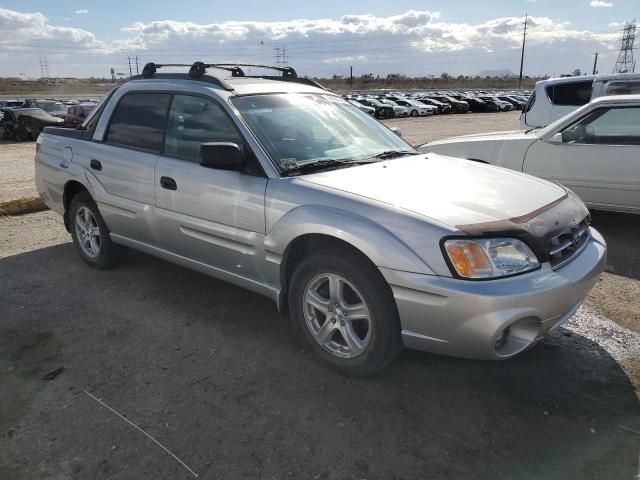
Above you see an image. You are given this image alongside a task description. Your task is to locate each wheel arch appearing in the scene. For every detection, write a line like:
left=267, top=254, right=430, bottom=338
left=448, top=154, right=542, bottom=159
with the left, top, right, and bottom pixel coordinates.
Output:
left=266, top=206, right=429, bottom=313
left=62, top=180, right=91, bottom=232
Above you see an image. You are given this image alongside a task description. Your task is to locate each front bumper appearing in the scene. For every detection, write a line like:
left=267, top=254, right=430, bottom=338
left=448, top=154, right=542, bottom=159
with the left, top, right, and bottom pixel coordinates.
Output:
left=381, top=227, right=606, bottom=360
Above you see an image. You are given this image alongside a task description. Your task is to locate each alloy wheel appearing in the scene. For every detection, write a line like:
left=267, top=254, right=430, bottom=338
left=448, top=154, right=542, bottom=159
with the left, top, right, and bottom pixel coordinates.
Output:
left=75, top=206, right=101, bottom=258
left=303, top=273, right=372, bottom=358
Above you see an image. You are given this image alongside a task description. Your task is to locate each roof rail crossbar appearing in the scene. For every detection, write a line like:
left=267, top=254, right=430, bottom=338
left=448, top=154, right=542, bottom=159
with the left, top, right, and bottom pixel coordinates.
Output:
left=211, top=64, right=298, bottom=78
left=131, top=62, right=235, bottom=90
left=133, top=61, right=326, bottom=91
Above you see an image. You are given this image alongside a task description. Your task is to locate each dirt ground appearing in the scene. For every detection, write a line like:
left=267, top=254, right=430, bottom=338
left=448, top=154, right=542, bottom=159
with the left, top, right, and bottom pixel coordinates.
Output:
left=1, top=211, right=639, bottom=480
left=382, top=110, right=521, bottom=146
left=0, top=140, right=37, bottom=203
left=2, top=110, right=640, bottom=479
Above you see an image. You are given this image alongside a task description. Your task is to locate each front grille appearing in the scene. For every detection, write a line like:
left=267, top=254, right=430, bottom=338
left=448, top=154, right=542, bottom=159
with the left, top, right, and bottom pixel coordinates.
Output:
left=549, top=217, right=590, bottom=269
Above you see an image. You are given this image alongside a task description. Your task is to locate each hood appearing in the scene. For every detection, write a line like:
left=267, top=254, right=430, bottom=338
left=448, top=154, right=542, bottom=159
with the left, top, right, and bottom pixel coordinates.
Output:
left=428, top=129, right=535, bottom=145
left=300, top=154, right=566, bottom=227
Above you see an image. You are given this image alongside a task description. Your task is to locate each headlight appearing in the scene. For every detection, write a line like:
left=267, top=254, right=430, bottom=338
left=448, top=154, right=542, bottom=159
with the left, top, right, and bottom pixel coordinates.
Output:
left=443, top=238, right=539, bottom=279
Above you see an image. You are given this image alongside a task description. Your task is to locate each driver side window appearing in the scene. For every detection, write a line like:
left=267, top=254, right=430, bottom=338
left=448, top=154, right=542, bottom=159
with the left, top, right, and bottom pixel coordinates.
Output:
left=561, top=107, right=640, bottom=146
left=164, top=95, right=242, bottom=162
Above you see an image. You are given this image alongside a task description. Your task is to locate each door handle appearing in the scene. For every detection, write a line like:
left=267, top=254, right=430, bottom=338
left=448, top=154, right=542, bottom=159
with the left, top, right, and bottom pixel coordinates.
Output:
left=160, top=176, right=177, bottom=191
left=90, top=159, right=102, bottom=171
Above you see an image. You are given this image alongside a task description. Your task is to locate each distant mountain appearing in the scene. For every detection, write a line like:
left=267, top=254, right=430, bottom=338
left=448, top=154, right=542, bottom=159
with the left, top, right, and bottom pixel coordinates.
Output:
left=478, top=69, right=517, bottom=78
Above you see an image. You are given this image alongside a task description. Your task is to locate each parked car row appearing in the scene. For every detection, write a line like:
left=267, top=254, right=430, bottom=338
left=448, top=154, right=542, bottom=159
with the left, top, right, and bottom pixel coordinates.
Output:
left=342, top=90, right=529, bottom=119
left=0, top=98, right=98, bottom=141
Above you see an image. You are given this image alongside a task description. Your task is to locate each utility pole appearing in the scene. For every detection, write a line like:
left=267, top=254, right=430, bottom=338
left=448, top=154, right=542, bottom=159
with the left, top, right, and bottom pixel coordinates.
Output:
left=350, top=66, right=353, bottom=90
left=518, top=14, right=528, bottom=89
left=281, top=46, right=288, bottom=65
left=592, top=52, right=599, bottom=75
left=135, top=56, right=139, bottom=75
left=274, top=47, right=281, bottom=66
left=613, top=20, right=636, bottom=73
left=127, top=56, right=133, bottom=77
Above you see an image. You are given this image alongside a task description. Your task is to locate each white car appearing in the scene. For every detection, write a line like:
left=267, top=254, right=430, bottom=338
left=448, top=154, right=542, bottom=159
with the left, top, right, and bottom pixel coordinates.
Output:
left=378, top=99, right=410, bottom=117
left=393, top=99, right=437, bottom=116
left=420, top=95, right=640, bottom=214
left=348, top=99, right=376, bottom=116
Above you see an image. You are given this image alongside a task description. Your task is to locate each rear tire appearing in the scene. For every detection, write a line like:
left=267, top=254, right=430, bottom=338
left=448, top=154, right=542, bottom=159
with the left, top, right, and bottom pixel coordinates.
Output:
left=289, top=249, right=403, bottom=376
left=69, top=192, right=127, bottom=269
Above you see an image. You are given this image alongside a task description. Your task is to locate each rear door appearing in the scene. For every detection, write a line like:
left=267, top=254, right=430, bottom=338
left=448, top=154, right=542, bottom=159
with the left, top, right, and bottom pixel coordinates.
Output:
left=84, top=92, right=170, bottom=244
left=523, top=106, right=640, bottom=213
left=154, top=94, right=267, bottom=279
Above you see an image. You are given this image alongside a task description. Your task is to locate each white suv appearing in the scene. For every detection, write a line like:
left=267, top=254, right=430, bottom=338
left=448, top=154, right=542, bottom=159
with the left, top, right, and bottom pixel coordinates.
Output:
left=521, top=73, right=640, bottom=129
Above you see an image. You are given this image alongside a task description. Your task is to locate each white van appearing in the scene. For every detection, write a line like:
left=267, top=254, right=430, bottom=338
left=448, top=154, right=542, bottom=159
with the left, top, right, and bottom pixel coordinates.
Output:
left=520, top=73, right=640, bottom=129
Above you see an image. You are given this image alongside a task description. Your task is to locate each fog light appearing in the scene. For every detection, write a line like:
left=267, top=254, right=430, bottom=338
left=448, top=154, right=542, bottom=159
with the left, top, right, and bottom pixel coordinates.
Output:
left=495, top=328, right=510, bottom=350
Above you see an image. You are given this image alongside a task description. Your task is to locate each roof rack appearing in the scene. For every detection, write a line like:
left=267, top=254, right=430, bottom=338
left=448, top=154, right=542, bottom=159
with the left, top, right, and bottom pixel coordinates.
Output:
left=129, top=61, right=327, bottom=91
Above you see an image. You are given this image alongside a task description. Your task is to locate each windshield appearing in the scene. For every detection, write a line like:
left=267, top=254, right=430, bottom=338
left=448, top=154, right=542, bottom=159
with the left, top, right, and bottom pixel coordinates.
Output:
left=232, top=93, right=414, bottom=173
left=39, top=102, right=65, bottom=112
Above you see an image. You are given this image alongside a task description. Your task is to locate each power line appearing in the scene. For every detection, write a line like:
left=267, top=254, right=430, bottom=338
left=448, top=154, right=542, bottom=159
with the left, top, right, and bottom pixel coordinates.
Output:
left=613, top=20, right=636, bottom=73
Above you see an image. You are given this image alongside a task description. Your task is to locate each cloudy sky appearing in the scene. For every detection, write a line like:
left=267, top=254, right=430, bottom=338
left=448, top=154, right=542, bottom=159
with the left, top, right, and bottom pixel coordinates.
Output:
left=0, top=1, right=636, bottom=78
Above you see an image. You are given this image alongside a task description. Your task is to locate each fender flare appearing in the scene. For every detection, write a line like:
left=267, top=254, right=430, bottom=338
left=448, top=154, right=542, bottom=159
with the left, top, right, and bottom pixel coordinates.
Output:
left=264, top=205, right=434, bottom=276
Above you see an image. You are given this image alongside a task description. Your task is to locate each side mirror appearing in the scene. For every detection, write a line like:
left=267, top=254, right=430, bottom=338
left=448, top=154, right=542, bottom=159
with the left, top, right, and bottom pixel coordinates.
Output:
left=548, top=132, right=563, bottom=144
left=200, top=142, right=244, bottom=170
left=390, top=127, right=403, bottom=138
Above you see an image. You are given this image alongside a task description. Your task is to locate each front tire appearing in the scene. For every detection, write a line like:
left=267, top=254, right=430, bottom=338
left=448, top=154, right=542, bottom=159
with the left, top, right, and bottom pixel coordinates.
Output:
left=410, top=109, right=418, bottom=117
left=69, top=192, right=127, bottom=269
left=289, top=249, right=402, bottom=376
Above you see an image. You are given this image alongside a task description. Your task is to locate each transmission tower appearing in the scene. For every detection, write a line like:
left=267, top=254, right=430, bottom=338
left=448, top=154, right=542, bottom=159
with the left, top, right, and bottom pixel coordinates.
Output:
left=274, top=45, right=288, bottom=66
left=39, top=57, right=50, bottom=78
left=612, top=20, right=636, bottom=74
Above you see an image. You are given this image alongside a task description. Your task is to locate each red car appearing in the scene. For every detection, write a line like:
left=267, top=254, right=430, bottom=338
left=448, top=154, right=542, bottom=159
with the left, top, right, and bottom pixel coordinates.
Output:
left=63, top=103, right=97, bottom=127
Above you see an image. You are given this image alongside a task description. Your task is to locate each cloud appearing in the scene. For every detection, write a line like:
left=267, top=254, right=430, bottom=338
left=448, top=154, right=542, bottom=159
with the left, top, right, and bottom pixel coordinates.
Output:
left=589, top=1, right=613, bottom=7
left=74, top=9, right=89, bottom=15
left=0, top=7, right=622, bottom=78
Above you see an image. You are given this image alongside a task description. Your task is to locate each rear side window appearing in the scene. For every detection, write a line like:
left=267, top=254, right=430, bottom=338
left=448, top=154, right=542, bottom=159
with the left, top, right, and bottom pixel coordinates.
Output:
left=605, top=80, right=640, bottom=96
left=546, top=81, right=593, bottom=106
left=106, top=93, right=171, bottom=152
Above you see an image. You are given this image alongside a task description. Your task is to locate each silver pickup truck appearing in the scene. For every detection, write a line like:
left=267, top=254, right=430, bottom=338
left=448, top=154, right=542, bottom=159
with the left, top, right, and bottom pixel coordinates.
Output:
left=35, top=62, right=606, bottom=375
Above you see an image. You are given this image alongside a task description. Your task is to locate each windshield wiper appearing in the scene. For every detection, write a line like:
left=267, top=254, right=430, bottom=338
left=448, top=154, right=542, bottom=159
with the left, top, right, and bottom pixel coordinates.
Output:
left=282, top=158, right=361, bottom=176
left=366, top=150, right=419, bottom=160
left=282, top=151, right=418, bottom=176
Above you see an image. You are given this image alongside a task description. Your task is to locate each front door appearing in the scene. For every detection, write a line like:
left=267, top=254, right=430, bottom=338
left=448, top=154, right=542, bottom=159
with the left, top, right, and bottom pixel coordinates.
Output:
left=524, top=105, right=640, bottom=213
left=154, top=94, right=268, bottom=280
